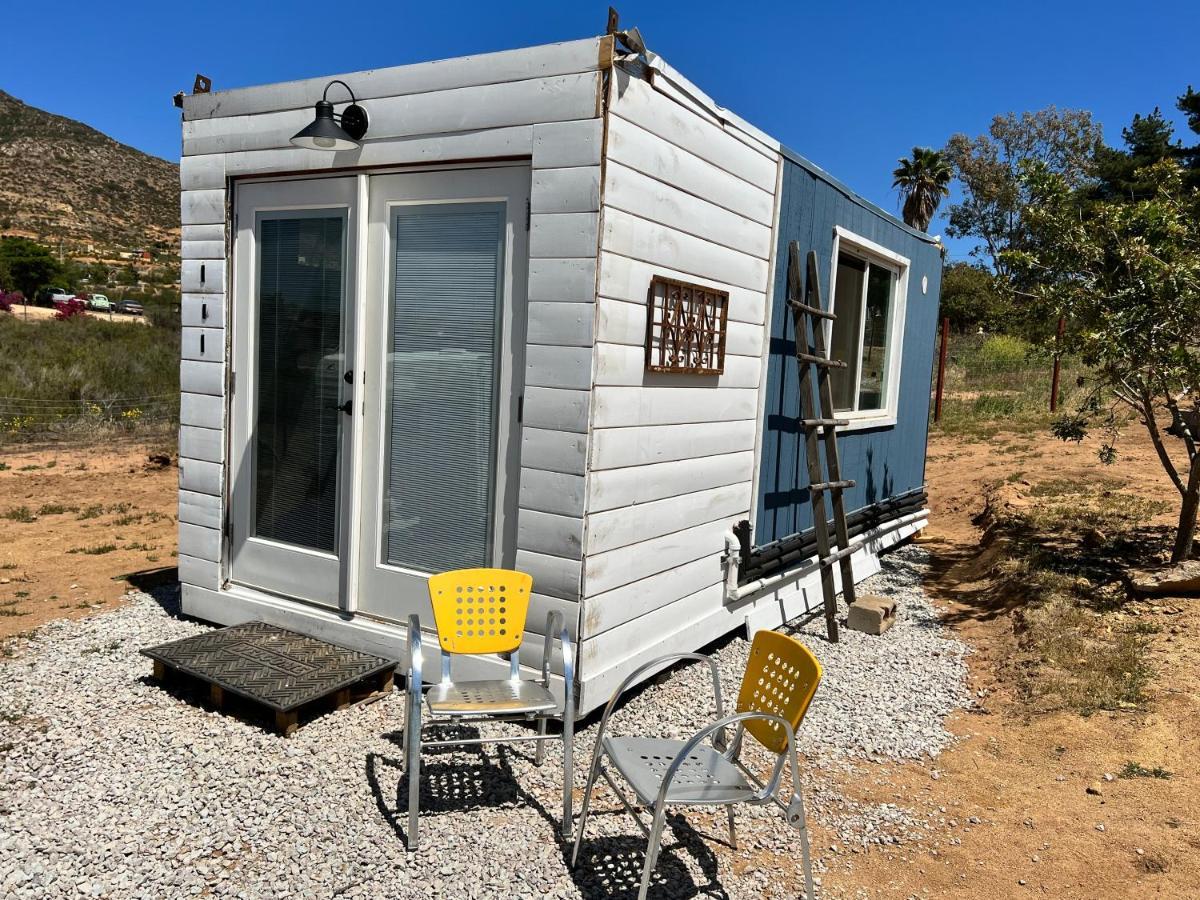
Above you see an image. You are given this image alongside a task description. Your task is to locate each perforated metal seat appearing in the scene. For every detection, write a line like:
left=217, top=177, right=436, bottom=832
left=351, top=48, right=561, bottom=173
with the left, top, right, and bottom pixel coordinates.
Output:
left=426, top=678, right=558, bottom=716
left=603, top=737, right=755, bottom=805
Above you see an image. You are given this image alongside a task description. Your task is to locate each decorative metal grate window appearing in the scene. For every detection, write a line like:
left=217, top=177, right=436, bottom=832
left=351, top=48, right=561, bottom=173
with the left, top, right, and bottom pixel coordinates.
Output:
left=644, top=275, right=729, bottom=374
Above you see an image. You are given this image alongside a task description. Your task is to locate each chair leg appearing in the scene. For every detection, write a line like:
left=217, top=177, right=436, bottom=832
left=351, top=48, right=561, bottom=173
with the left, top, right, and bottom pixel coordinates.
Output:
left=404, top=689, right=422, bottom=851
left=535, top=715, right=547, bottom=766
left=794, top=790, right=815, bottom=899
left=561, top=704, right=574, bottom=841
left=726, top=805, right=737, bottom=849
left=570, top=746, right=604, bottom=867
left=637, top=801, right=669, bottom=900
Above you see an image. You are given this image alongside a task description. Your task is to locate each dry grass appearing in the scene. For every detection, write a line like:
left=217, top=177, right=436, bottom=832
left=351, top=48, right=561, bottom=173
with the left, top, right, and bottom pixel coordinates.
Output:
left=985, top=479, right=1172, bottom=715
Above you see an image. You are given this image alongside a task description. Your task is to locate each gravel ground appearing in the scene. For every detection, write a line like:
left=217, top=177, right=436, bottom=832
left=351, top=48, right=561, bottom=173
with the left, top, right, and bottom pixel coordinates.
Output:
left=0, top=545, right=969, bottom=899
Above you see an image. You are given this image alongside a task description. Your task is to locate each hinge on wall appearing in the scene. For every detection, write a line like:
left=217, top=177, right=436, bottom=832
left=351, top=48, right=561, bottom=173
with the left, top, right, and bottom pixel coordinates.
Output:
left=229, top=371, right=236, bottom=394
left=525, top=198, right=531, bottom=231
left=223, top=512, right=232, bottom=541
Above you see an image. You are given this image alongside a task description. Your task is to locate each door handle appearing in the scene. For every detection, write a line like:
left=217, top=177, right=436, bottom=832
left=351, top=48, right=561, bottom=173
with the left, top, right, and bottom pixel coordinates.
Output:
left=332, top=399, right=353, bottom=415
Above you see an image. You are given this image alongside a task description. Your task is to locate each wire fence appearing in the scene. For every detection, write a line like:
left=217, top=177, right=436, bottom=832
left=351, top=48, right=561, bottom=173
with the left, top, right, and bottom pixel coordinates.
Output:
left=930, top=318, right=1082, bottom=433
left=0, top=394, right=179, bottom=446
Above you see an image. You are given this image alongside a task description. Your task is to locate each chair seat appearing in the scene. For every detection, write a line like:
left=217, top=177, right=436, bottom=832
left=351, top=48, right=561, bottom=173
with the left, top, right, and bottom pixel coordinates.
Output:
left=425, top=678, right=558, bottom=716
left=603, top=736, right=757, bottom=806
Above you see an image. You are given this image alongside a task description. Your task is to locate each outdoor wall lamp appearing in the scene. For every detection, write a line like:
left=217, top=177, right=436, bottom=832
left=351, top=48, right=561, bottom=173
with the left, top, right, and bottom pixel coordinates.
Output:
left=290, top=80, right=369, bottom=151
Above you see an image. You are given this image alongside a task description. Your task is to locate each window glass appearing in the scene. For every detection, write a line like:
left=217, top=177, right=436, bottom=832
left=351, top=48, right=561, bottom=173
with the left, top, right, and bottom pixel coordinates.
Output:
left=828, top=255, right=865, bottom=411
left=827, top=249, right=897, bottom=415
left=253, top=215, right=344, bottom=553
left=382, top=203, right=505, bottom=574
left=858, top=265, right=894, bottom=411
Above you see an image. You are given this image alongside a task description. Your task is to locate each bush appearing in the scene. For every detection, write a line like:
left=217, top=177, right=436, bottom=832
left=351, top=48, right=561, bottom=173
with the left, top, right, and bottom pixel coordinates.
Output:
left=966, top=334, right=1032, bottom=373
left=0, top=314, right=179, bottom=442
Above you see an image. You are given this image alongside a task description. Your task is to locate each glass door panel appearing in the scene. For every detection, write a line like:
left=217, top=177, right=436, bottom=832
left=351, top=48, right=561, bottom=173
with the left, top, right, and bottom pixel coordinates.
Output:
left=254, top=214, right=345, bottom=552
left=383, top=203, right=506, bottom=573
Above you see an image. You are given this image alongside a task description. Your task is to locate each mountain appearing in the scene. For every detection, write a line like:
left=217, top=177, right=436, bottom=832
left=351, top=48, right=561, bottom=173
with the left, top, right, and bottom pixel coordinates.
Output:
left=0, top=89, right=179, bottom=260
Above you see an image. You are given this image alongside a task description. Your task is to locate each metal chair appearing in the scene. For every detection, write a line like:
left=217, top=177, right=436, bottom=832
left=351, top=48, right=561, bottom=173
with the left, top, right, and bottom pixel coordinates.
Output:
left=401, top=567, right=574, bottom=851
left=571, top=630, right=822, bottom=900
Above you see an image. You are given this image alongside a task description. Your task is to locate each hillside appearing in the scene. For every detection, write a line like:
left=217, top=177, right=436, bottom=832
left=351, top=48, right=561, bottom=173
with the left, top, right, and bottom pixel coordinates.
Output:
left=0, top=89, right=179, bottom=259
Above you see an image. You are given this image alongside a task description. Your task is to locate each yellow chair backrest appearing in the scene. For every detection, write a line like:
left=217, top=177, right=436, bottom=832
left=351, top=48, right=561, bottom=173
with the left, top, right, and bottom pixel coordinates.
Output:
left=735, top=630, right=823, bottom=753
left=427, top=568, right=533, bottom=655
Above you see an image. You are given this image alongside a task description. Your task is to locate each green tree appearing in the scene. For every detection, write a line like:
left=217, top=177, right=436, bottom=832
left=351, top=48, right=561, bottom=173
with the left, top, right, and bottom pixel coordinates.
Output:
left=944, top=107, right=1103, bottom=277
left=1174, top=85, right=1200, bottom=183
left=939, top=262, right=1007, bottom=333
left=1005, top=159, right=1200, bottom=561
left=892, top=147, right=952, bottom=232
left=1091, top=108, right=1179, bottom=200
left=0, top=237, right=62, bottom=299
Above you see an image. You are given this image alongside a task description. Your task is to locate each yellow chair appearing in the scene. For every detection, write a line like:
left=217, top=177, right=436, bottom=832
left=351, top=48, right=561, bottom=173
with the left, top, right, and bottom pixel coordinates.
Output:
left=401, top=568, right=574, bottom=850
left=572, top=629, right=822, bottom=900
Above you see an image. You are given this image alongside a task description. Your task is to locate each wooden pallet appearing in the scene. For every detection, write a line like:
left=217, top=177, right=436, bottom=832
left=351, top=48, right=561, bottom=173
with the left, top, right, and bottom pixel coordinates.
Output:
left=143, top=622, right=397, bottom=736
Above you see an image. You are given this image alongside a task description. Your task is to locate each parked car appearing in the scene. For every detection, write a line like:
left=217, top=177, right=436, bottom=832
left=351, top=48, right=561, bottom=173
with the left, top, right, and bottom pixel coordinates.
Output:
left=87, top=293, right=112, bottom=312
left=115, top=298, right=144, bottom=315
left=35, top=286, right=71, bottom=307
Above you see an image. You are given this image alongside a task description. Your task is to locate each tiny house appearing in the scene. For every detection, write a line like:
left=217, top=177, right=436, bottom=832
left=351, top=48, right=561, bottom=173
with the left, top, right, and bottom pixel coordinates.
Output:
left=176, top=33, right=941, bottom=715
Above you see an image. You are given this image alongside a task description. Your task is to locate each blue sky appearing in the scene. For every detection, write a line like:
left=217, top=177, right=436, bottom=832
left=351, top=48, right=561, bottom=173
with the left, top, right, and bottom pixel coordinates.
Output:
left=3, top=1, right=1196, bottom=261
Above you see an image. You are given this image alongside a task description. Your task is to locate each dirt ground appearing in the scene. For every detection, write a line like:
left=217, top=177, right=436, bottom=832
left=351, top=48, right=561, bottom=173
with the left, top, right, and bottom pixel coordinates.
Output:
left=1, top=432, right=1197, bottom=898
left=820, top=428, right=1200, bottom=898
left=0, top=442, right=176, bottom=640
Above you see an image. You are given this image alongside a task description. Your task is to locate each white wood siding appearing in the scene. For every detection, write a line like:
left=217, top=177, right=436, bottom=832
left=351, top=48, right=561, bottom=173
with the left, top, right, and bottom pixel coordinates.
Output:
left=576, top=64, right=783, bottom=709
left=177, top=39, right=609, bottom=629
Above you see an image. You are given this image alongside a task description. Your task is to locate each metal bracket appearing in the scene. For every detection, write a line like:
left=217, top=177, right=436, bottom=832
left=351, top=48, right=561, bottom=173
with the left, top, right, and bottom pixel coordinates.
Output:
left=193, top=74, right=212, bottom=94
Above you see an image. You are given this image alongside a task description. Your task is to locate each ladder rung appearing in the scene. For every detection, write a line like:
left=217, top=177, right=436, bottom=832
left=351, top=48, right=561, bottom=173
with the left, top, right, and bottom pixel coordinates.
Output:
left=800, top=418, right=849, bottom=428
left=809, top=479, right=855, bottom=493
left=787, top=299, right=836, bottom=320
left=796, top=352, right=847, bottom=368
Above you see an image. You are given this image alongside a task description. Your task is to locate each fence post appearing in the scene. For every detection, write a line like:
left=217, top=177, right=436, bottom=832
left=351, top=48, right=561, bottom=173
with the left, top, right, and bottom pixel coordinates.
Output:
left=934, top=316, right=949, bottom=423
left=1050, top=316, right=1065, bottom=413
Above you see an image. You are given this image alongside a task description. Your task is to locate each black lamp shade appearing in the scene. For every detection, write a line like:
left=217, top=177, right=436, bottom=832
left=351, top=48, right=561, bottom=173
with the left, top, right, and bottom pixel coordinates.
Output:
left=291, top=99, right=365, bottom=151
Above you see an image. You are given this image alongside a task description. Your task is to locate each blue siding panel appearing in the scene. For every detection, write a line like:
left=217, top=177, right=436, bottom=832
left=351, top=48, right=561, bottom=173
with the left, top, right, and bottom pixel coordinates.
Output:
left=754, top=159, right=943, bottom=544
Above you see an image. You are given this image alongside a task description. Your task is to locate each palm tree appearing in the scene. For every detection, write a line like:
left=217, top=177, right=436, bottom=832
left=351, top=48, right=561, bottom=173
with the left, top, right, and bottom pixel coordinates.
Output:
left=892, top=147, right=952, bottom=232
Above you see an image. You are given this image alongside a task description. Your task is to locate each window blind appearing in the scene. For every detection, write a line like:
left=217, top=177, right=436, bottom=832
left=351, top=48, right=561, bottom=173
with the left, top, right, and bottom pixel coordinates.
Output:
left=253, top=214, right=345, bottom=553
left=383, top=203, right=506, bottom=574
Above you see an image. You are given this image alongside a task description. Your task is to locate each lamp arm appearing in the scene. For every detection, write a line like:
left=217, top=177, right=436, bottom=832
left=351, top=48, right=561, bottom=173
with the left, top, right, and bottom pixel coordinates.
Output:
left=321, top=79, right=359, bottom=106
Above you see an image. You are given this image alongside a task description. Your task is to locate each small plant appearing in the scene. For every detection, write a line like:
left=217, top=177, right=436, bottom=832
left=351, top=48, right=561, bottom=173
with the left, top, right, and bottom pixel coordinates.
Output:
left=68, top=544, right=117, bottom=556
left=0, top=710, right=23, bottom=724
left=17, top=464, right=40, bottom=471
left=1119, top=761, right=1173, bottom=780
left=2, top=506, right=35, bottom=522
left=0, top=563, right=15, bottom=570
left=13, top=591, right=28, bottom=598
left=77, top=504, right=104, bottom=520
left=36, top=503, right=75, bottom=516
left=0, top=462, right=8, bottom=471
left=123, top=542, right=154, bottom=552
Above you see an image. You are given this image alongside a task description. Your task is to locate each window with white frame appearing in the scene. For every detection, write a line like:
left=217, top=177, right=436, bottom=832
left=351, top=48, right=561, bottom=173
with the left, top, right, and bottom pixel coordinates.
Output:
left=827, top=230, right=907, bottom=422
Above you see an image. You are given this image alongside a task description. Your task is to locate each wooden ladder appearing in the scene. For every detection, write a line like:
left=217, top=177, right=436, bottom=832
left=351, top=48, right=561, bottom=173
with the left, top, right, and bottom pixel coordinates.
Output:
left=786, top=242, right=856, bottom=642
